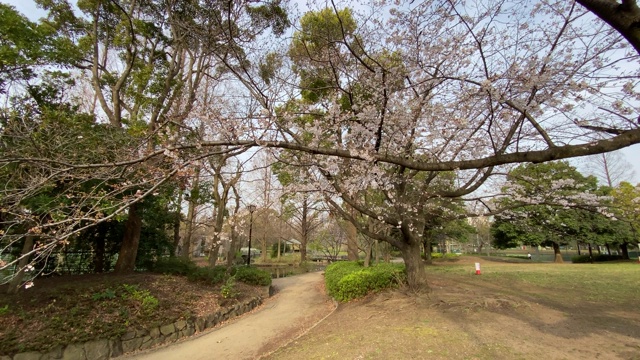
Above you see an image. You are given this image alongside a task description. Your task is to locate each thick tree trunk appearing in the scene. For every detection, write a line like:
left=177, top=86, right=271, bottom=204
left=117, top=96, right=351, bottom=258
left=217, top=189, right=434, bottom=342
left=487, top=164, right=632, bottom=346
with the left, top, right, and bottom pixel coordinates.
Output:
left=577, top=242, right=581, bottom=255
left=181, top=198, right=197, bottom=259
left=93, top=224, right=106, bottom=273
left=7, top=235, right=35, bottom=295
left=400, top=241, right=429, bottom=292
left=226, top=225, right=239, bottom=267
left=182, top=168, right=201, bottom=259
left=172, top=188, right=183, bottom=256
left=620, top=242, right=629, bottom=259
left=363, top=241, right=372, bottom=267
left=277, top=238, right=281, bottom=261
left=383, top=242, right=390, bottom=263
left=552, top=242, right=563, bottom=263
left=346, top=220, right=359, bottom=261
left=114, top=203, right=142, bottom=274
left=300, top=201, right=308, bottom=263
left=208, top=242, right=220, bottom=267
left=422, top=232, right=433, bottom=264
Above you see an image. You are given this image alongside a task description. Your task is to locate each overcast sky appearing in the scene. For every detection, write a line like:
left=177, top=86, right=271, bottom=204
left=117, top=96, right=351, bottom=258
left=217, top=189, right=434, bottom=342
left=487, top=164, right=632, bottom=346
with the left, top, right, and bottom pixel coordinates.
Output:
left=3, top=0, right=639, bottom=184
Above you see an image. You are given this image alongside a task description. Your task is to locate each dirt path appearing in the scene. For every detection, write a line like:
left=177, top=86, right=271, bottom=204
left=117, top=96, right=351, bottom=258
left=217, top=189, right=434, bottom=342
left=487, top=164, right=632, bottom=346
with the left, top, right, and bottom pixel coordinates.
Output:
left=124, top=271, right=335, bottom=360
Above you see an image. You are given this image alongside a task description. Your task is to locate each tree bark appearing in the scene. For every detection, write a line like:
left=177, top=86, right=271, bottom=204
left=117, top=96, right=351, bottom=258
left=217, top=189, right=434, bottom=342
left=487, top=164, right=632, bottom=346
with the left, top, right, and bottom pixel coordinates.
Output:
left=114, top=203, right=142, bottom=273
left=172, top=187, right=183, bottom=256
left=300, top=201, right=307, bottom=262
left=577, top=0, right=640, bottom=56
left=399, top=240, right=429, bottom=292
left=346, top=220, right=359, bottom=261
left=208, top=243, right=220, bottom=266
left=620, top=242, right=630, bottom=259
left=552, top=242, right=563, bottom=263
left=226, top=222, right=240, bottom=267
left=7, top=235, right=35, bottom=295
left=182, top=166, right=201, bottom=259
left=277, top=238, right=281, bottom=261
left=424, top=236, right=433, bottom=265
left=363, top=241, right=372, bottom=267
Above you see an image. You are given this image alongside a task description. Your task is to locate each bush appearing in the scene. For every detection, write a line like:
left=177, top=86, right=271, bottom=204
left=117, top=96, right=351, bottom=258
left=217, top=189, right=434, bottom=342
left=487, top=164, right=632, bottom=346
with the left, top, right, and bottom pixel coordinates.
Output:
left=572, top=254, right=624, bottom=263
left=221, top=277, right=239, bottom=299
left=121, top=284, right=159, bottom=316
left=324, top=262, right=363, bottom=296
left=187, top=266, right=228, bottom=285
left=234, top=266, right=272, bottom=286
left=325, top=261, right=406, bottom=302
left=149, top=257, right=198, bottom=276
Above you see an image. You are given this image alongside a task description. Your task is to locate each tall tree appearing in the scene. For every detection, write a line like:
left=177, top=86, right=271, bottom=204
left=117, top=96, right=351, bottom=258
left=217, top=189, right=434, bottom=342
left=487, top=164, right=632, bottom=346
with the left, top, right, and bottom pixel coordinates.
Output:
left=582, top=151, right=636, bottom=187
left=492, top=162, right=603, bottom=262
left=261, top=1, right=640, bottom=288
left=610, top=181, right=640, bottom=258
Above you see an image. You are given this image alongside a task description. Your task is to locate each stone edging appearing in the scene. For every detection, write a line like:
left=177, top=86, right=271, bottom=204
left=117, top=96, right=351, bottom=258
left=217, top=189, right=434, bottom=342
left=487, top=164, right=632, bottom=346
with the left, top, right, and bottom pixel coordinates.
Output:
left=2, top=288, right=270, bottom=360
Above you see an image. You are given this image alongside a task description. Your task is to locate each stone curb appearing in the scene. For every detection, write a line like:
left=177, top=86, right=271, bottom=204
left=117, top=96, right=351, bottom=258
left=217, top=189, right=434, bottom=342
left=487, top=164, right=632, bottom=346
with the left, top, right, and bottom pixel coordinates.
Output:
left=2, top=291, right=268, bottom=360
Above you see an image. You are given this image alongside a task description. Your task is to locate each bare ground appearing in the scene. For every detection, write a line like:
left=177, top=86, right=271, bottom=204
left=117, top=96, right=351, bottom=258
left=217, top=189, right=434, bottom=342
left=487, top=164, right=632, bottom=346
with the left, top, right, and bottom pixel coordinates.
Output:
left=0, top=272, right=262, bottom=356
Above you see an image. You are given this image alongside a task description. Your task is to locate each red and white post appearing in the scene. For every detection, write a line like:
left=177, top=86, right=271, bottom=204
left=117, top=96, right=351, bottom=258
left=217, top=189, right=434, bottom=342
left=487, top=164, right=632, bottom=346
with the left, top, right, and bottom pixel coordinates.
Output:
left=475, top=262, right=481, bottom=275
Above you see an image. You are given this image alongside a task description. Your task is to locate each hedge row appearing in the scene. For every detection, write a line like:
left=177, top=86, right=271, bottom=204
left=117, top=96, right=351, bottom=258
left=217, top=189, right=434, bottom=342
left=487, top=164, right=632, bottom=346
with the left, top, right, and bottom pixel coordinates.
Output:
left=150, top=257, right=271, bottom=286
left=430, top=253, right=459, bottom=259
left=571, top=254, right=624, bottom=263
left=325, top=261, right=406, bottom=302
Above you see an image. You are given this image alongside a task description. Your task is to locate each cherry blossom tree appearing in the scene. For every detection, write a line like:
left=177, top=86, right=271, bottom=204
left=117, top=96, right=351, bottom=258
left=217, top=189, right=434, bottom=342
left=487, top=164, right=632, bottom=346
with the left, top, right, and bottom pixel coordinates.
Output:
left=3, top=0, right=640, bottom=292
left=263, top=0, right=640, bottom=289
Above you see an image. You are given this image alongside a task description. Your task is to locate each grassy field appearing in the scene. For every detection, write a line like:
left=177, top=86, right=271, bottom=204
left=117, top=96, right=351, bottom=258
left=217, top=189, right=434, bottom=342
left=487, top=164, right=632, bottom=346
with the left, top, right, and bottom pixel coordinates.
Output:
left=266, top=257, right=640, bottom=360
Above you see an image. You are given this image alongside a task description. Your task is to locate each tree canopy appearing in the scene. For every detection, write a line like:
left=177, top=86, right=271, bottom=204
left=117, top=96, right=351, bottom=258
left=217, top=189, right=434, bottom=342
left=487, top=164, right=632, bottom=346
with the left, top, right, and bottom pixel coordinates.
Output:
left=2, top=0, right=640, bottom=290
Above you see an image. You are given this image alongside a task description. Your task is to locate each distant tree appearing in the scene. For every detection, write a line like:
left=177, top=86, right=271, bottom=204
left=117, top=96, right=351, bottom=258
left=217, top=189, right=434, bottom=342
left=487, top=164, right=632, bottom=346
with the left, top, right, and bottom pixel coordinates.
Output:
left=469, top=217, right=493, bottom=255
left=582, top=151, right=636, bottom=187
left=310, top=215, right=347, bottom=262
left=493, top=162, right=603, bottom=262
left=610, top=182, right=640, bottom=259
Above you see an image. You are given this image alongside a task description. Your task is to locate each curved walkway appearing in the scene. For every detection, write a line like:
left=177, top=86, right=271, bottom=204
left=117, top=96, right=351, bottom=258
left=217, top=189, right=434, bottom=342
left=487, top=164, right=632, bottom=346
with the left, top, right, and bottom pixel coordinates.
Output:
left=124, top=271, right=335, bottom=360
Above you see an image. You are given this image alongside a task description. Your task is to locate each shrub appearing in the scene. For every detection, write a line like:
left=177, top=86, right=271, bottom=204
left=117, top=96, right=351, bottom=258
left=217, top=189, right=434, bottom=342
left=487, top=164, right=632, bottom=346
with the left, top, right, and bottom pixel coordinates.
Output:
left=324, top=262, right=364, bottom=296
left=431, top=253, right=443, bottom=259
left=572, top=254, right=624, bottom=263
left=325, top=261, right=406, bottom=302
left=91, top=288, right=116, bottom=301
left=187, top=266, right=228, bottom=285
left=149, top=257, right=198, bottom=276
left=221, top=277, right=239, bottom=299
left=234, top=266, right=272, bottom=286
left=121, top=284, right=159, bottom=315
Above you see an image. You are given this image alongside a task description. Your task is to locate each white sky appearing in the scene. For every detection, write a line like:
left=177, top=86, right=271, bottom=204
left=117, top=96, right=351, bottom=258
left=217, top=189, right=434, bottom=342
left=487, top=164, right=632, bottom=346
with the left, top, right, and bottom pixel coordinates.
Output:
left=3, top=0, right=640, bottom=184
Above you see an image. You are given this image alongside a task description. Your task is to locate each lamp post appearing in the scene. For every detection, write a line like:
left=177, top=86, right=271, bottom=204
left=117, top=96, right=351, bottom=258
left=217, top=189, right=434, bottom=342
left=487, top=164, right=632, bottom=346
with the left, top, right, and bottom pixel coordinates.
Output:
left=247, top=204, right=256, bottom=266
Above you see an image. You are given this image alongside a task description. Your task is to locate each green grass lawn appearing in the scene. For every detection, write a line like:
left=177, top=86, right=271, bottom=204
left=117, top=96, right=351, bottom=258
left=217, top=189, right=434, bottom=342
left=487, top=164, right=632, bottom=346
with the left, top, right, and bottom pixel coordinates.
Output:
left=430, top=260, right=639, bottom=305
left=267, top=258, right=640, bottom=360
